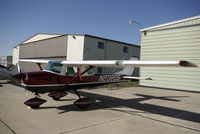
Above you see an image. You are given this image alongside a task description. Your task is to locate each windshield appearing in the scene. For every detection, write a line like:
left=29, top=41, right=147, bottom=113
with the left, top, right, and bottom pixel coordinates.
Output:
left=44, top=61, right=94, bottom=76
left=44, top=61, right=63, bottom=74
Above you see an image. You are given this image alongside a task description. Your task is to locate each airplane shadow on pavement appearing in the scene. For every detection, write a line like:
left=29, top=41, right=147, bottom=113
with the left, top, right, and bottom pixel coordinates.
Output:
left=0, top=80, right=21, bottom=87
left=56, top=91, right=200, bottom=124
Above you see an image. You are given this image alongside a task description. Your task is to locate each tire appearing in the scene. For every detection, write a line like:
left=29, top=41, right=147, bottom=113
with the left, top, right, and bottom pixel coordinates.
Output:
left=52, top=96, right=60, bottom=101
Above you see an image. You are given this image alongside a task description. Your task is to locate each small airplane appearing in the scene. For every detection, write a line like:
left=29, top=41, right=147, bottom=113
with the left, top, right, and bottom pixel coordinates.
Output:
left=1, top=58, right=197, bottom=109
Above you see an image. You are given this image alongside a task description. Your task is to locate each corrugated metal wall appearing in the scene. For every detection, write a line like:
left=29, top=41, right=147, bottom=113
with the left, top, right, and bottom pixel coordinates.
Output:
left=84, top=36, right=140, bottom=75
left=19, top=35, right=67, bottom=59
left=19, top=35, right=67, bottom=72
left=140, top=17, right=200, bottom=92
left=19, top=57, right=66, bottom=72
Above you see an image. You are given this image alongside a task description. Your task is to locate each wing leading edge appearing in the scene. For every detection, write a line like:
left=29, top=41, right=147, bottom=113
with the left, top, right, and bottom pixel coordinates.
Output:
left=19, top=59, right=49, bottom=64
left=61, top=60, right=197, bottom=67
left=18, top=59, right=197, bottom=67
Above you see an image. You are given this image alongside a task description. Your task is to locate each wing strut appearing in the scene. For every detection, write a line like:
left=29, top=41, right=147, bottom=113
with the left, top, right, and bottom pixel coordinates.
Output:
left=37, top=63, right=43, bottom=71
left=62, top=65, right=94, bottom=89
left=63, top=66, right=95, bottom=109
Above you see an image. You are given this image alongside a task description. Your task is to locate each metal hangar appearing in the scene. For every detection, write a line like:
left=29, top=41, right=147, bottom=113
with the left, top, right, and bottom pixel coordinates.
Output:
left=140, top=15, right=200, bottom=92
left=13, top=33, right=140, bottom=74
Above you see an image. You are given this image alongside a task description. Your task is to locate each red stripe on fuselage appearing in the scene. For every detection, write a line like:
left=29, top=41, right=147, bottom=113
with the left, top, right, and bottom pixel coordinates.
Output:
left=22, top=71, right=101, bottom=86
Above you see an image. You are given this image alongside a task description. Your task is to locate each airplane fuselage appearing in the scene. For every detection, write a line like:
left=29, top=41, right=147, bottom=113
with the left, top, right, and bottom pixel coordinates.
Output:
left=13, top=71, right=126, bottom=94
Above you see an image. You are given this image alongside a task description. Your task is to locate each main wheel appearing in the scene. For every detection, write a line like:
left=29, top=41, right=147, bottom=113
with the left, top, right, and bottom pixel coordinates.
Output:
left=74, top=98, right=95, bottom=109
left=52, top=96, right=60, bottom=101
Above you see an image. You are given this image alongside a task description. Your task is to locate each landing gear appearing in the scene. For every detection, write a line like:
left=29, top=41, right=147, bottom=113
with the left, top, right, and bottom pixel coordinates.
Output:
left=74, top=98, right=95, bottom=109
left=48, top=92, right=68, bottom=101
left=24, top=93, right=47, bottom=109
left=73, top=90, right=95, bottom=109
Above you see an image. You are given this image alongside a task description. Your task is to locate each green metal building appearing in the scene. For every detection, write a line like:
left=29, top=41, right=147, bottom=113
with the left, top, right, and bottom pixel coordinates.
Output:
left=140, top=15, right=200, bottom=92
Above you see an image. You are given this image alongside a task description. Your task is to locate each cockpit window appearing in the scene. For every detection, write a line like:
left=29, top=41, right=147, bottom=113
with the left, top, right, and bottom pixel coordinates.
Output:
left=66, top=67, right=77, bottom=76
left=44, top=61, right=94, bottom=76
left=45, top=61, right=63, bottom=74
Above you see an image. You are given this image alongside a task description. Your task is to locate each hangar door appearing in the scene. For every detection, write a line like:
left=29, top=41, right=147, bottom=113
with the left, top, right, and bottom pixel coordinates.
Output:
left=19, top=36, right=67, bottom=72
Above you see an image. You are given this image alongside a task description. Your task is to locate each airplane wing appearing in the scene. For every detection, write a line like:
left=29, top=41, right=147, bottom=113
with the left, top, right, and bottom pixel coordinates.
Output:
left=61, top=60, right=197, bottom=67
left=19, top=59, right=49, bottom=64
left=19, top=59, right=197, bottom=67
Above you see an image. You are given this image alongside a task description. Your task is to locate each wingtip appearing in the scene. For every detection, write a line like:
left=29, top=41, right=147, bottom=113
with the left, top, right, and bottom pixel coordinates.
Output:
left=179, top=61, right=198, bottom=67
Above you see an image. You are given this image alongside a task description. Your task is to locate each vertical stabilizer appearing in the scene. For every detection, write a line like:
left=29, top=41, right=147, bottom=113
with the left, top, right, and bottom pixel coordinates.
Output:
left=114, top=57, right=139, bottom=75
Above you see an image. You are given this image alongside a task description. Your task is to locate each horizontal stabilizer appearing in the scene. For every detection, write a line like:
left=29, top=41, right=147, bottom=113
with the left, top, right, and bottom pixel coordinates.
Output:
left=123, top=76, right=153, bottom=80
left=0, top=64, right=21, bottom=79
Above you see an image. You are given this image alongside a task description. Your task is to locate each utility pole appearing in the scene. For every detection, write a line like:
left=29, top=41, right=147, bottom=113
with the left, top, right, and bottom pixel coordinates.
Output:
left=129, top=19, right=142, bottom=45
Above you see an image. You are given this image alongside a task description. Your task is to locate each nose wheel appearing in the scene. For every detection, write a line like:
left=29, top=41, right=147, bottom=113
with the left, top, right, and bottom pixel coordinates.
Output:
left=48, top=92, right=68, bottom=101
left=24, top=93, right=47, bottom=109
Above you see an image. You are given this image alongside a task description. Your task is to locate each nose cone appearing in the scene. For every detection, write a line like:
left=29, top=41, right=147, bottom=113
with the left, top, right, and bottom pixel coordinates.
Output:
left=12, top=73, right=26, bottom=82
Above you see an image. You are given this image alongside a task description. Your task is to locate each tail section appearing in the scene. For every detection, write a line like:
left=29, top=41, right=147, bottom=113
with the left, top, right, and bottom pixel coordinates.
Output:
left=0, top=65, right=11, bottom=79
left=114, top=57, right=138, bottom=75
left=0, top=64, right=20, bottom=80
left=114, top=57, right=152, bottom=81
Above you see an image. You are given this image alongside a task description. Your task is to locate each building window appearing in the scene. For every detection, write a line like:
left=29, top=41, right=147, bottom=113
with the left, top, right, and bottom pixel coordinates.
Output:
left=97, top=67, right=103, bottom=73
left=123, top=46, right=128, bottom=53
left=98, top=42, right=104, bottom=49
left=97, top=58, right=103, bottom=73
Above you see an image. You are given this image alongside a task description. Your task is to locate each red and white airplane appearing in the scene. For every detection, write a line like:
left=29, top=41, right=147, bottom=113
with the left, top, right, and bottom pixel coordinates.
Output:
left=3, top=58, right=197, bottom=109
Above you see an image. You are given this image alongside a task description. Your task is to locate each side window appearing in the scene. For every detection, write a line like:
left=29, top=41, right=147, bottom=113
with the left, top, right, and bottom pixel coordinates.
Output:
left=98, top=42, right=104, bottom=49
left=123, top=46, right=128, bottom=53
left=65, top=67, right=77, bottom=76
left=52, top=65, right=62, bottom=73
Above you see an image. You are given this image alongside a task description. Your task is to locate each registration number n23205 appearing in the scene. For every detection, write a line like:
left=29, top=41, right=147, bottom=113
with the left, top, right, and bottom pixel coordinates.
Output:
left=98, top=74, right=121, bottom=82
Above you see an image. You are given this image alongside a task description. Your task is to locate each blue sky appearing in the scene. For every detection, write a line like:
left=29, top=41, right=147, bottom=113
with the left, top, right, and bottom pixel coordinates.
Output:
left=0, top=0, right=199, bottom=56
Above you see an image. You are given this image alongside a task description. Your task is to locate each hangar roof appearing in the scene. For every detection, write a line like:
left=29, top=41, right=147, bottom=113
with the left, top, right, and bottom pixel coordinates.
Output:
left=141, top=15, right=200, bottom=32
left=16, top=33, right=139, bottom=47
left=22, top=33, right=63, bottom=44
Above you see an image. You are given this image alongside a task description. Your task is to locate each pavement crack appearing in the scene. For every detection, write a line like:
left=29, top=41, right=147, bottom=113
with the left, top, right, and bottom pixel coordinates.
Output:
left=57, top=115, right=130, bottom=134
left=95, top=103, right=200, bottom=132
left=66, top=94, right=200, bottom=132
left=0, top=117, right=17, bottom=134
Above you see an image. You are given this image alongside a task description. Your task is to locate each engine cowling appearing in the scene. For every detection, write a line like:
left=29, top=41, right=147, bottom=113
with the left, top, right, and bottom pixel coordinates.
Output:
left=12, top=73, right=27, bottom=82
